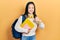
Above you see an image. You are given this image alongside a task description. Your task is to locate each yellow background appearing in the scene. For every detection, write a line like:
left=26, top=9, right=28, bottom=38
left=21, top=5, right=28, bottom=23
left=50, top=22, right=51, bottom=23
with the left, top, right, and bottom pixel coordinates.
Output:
left=0, top=0, right=60, bottom=40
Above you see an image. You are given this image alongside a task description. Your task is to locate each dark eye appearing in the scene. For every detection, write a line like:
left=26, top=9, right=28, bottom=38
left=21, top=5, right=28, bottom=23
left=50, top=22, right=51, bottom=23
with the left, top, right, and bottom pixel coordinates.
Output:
left=28, top=7, right=31, bottom=9
left=32, top=7, right=34, bottom=9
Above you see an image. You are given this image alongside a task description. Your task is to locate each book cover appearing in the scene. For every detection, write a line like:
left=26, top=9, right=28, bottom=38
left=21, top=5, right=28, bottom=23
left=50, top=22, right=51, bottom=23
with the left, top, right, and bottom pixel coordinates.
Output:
left=20, top=18, right=34, bottom=29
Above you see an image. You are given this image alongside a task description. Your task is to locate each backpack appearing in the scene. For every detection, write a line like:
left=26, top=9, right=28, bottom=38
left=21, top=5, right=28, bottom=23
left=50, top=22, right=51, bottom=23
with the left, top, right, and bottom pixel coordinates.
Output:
left=12, top=15, right=26, bottom=39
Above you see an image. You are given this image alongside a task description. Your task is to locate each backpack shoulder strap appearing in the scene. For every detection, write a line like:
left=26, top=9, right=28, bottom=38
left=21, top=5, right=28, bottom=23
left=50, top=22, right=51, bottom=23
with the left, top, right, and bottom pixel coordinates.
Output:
left=22, top=15, right=26, bottom=23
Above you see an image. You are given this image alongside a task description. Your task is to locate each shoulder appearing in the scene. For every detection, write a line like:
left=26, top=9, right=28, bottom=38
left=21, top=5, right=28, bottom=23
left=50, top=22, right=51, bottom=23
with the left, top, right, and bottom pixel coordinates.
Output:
left=19, top=15, right=22, bottom=19
left=19, top=14, right=25, bottom=19
left=18, top=15, right=26, bottom=20
left=18, top=15, right=23, bottom=21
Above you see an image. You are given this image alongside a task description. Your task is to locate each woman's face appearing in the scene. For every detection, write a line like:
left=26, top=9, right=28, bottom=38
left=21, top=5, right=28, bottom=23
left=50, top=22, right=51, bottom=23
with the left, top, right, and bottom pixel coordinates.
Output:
left=28, top=4, right=34, bottom=14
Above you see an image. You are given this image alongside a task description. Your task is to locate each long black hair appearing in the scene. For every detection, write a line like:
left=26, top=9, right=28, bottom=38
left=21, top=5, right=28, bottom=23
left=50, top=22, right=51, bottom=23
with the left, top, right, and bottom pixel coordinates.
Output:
left=23, top=2, right=37, bottom=18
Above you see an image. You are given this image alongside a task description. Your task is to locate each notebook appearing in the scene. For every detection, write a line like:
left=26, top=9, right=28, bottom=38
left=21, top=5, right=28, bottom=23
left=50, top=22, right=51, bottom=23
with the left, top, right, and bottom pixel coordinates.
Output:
left=20, top=18, right=34, bottom=30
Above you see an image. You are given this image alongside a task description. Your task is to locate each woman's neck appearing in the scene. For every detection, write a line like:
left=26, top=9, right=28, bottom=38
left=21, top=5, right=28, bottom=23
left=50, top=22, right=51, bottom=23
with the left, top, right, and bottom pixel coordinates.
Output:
left=28, top=13, right=34, bottom=18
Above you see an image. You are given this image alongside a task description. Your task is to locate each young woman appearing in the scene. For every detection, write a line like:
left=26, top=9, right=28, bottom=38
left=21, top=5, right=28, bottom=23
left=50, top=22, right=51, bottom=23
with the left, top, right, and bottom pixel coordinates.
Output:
left=15, top=2, right=45, bottom=40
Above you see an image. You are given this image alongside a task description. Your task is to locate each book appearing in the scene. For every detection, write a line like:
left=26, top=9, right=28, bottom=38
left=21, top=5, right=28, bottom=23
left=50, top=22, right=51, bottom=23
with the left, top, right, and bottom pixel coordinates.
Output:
left=20, top=18, right=34, bottom=29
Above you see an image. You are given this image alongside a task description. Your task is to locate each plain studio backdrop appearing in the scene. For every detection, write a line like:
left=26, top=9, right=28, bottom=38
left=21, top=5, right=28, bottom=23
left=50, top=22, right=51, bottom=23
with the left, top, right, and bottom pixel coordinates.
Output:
left=0, top=0, right=60, bottom=40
